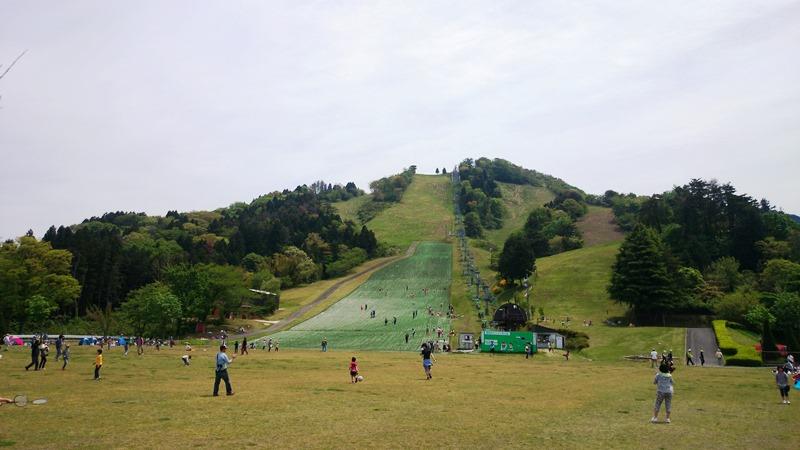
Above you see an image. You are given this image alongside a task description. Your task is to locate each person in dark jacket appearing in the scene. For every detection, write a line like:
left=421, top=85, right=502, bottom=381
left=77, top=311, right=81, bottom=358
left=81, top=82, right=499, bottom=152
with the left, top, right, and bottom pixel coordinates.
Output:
left=25, top=338, right=40, bottom=371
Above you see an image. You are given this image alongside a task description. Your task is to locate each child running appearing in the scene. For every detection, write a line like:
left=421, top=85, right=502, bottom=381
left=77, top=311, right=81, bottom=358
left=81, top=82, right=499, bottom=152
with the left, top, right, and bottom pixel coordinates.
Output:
left=349, top=357, right=360, bottom=383
left=94, top=348, right=103, bottom=380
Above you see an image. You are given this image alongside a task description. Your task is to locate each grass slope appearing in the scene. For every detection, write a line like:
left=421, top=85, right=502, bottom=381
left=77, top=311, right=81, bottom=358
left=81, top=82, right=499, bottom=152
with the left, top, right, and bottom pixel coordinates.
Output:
left=482, top=182, right=554, bottom=249
left=0, top=348, right=795, bottom=449
left=531, top=242, right=685, bottom=361
left=366, top=175, right=453, bottom=249
left=266, top=242, right=452, bottom=351
left=332, top=195, right=370, bottom=224
left=265, top=256, right=397, bottom=324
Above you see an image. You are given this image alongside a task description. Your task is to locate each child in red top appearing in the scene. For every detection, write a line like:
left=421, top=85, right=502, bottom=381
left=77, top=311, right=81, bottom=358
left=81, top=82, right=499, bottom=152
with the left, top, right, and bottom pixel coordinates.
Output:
left=349, top=357, right=359, bottom=383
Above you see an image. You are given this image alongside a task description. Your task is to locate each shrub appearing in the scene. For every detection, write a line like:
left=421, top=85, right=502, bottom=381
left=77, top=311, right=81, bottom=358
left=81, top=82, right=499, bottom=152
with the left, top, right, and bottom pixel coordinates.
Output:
left=556, top=328, right=590, bottom=352
left=712, top=319, right=763, bottom=366
left=712, top=320, right=738, bottom=356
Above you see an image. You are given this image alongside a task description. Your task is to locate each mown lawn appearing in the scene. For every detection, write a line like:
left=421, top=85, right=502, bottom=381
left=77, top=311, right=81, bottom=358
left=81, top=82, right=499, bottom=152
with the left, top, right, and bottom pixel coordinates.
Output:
left=0, top=347, right=795, bottom=449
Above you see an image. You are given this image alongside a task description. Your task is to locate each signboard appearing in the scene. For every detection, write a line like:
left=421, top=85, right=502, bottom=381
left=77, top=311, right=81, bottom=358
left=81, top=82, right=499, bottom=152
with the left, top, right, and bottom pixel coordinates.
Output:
left=458, top=333, right=475, bottom=350
left=480, top=330, right=536, bottom=354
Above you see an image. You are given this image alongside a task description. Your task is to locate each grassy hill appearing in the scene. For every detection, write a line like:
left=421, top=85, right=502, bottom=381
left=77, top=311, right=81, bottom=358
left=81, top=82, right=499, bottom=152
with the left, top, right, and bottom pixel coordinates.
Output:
left=577, top=206, right=624, bottom=247
left=265, top=242, right=452, bottom=351
left=481, top=182, right=554, bottom=249
left=530, top=242, right=685, bottom=361
left=332, top=194, right=370, bottom=224
left=363, top=174, right=453, bottom=249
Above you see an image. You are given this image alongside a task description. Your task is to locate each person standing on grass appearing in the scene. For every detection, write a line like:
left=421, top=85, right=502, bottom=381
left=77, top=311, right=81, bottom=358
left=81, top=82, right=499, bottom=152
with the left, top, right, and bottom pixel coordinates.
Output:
left=213, top=344, right=235, bottom=396
left=699, top=348, right=705, bottom=366
left=123, top=338, right=129, bottom=357
left=650, top=349, right=658, bottom=368
left=321, top=338, right=328, bottom=352
left=55, top=335, right=64, bottom=361
left=715, top=348, right=724, bottom=365
left=405, top=333, right=409, bottom=344
left=651, top=364, right=674, bottom=423
left=94, top=348, right=103, bottom=380
left=38, top=342, right=48, bottom=370
left=686, top=348, right=695, bottom=366
left=776, top=366, right=791, bottom=404
left=136, top=336, right=144, bottom=355
left=349, top=357, right=360, bottom=383
left=25, top=337, right=40, bottom=371
left=524, top=344, right=531, bottom=359
left=241, top=337, right=248, bottom=355
left=421, top=343, right=434, bottom=380
left=61, top=344, right=70, bottom=370
left=234, top=340, right=239, bottom=354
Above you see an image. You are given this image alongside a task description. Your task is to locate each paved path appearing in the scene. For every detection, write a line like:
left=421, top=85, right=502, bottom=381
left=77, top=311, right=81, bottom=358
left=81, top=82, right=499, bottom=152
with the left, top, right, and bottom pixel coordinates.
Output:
left=246, top=242, right=420, bottom=337
left=686, top=327, right=721, bottom=366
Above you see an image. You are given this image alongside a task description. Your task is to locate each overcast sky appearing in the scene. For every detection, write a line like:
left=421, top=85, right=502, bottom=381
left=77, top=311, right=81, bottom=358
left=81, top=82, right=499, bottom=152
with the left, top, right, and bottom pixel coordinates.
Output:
left=1, top=1, right=799, bottom=240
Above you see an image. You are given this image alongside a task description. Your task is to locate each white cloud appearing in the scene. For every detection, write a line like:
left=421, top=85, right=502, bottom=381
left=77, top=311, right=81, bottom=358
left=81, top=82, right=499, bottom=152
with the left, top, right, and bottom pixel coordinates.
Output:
left=1, top=0, right=799, bottom=239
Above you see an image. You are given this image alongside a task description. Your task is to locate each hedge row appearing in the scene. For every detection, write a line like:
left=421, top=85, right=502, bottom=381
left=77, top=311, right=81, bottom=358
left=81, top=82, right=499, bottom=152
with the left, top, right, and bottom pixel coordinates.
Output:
left=712, top=320, right=738, bottom=356
left=712, top=320, right=762, bottom=366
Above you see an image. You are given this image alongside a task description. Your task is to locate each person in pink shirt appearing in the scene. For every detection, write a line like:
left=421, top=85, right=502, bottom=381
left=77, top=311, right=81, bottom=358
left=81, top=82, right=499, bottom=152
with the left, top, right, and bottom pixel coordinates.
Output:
left=349, top=357, right=360, bottom=383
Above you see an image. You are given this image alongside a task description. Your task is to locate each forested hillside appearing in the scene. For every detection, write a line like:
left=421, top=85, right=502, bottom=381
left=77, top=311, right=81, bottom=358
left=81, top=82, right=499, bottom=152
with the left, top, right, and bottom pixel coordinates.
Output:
left=606, top=179, right=800, bottom=361
left=1, top=181, right=379, bottom=336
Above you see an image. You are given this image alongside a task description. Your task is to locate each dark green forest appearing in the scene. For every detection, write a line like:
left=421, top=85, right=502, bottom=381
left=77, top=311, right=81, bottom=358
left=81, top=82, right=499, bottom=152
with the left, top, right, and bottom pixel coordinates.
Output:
left=1, top=181, right=379, bottom=336
left=606, top=179, right=800, bottom=356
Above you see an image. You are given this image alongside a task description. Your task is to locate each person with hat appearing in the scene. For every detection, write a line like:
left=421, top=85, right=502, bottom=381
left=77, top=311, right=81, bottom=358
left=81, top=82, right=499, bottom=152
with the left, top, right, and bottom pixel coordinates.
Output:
left=213, top=344, right=236, bottom=396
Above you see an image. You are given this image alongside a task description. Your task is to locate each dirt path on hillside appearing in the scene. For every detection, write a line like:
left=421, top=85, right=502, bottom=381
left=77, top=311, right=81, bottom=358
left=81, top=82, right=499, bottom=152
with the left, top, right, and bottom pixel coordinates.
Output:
left=577, top=207, right=624, bottom=246
left=245, top=242, right=419, bottom=337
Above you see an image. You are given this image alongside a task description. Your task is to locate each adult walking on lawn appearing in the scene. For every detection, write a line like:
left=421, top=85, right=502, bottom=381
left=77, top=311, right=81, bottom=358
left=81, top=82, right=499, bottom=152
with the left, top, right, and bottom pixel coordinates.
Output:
left=241, top=337, right=248, bottom=355
left=25, top=337, right=40, bottom=371
left=214, top=344, right=236, bottom=396
left=686, top=348, right=695, bottom=366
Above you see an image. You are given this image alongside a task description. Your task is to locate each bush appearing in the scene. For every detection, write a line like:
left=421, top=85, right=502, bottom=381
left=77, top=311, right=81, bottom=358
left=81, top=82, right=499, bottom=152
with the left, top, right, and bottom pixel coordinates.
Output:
left=712, top=320, right=762, bottom=366
left=556, top=328, right=590, bottom=352
left=712, top=320, right=738, bottom=356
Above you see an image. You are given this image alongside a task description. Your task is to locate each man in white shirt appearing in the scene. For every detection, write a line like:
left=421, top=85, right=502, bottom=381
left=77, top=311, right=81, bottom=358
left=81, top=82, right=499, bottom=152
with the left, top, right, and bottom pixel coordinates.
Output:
left=650, top=349, right=659, bottom=368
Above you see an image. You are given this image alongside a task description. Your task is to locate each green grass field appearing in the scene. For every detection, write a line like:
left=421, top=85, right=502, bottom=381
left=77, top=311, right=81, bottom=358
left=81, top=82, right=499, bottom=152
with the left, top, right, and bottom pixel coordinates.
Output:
left=1, top=347, right=796, bottom=449
left=265, top=242, right=452, bottom=351
left=365, top=175, right=453, bottom=249
left=530, top=242, right=686, bottom=361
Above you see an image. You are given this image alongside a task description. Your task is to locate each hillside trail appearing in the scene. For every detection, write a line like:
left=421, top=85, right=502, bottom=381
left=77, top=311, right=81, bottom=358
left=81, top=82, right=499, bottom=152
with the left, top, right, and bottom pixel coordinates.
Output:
left=686, top=327, right=721, bottom=366
left=244, top=242, right=420, bottom=337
